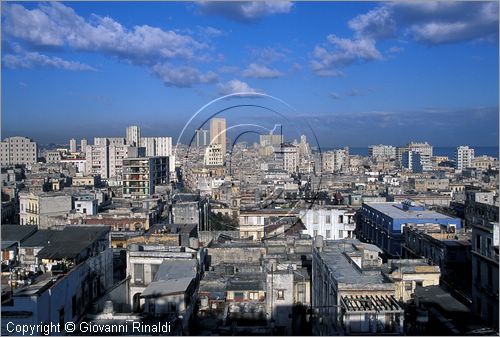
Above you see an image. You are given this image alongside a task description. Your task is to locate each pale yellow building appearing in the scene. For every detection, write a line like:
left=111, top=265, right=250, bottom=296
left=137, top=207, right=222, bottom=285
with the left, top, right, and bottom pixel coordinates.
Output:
left=382, top=259, right=441, bottom=302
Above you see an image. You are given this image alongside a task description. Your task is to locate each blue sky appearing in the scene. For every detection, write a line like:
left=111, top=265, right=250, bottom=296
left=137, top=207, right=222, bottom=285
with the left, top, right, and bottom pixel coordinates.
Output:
left=1, top=1, right=499, bottom=147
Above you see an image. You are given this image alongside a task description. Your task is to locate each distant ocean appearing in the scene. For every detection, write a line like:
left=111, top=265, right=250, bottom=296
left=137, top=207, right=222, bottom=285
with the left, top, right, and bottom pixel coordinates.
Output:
left=320, top=146, right=499, bottom=159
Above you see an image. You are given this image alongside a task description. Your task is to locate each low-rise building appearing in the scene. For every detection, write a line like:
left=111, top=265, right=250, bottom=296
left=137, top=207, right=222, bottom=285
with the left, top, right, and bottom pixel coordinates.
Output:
left=74, top=195, right=98, bottom=215
left=1, top=227, right=113, bottom=333
left=357, top=201, right=462, bottom=257
left=312, top=239, right=404, bottom=335
left=299, top=205, right=356, bottom=240
left=381, top=259, right=440, bottom=302
left=402, top=223, right=471, bottom=301
left=19, top=192, right=73, bottom=227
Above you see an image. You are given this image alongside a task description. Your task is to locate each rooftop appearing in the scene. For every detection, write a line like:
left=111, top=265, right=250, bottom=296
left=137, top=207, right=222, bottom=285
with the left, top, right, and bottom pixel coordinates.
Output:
left=1, top=225, right=37, bottom=243
left=318, top=239, right=393, bottom=289
left=36, top=226, right=110, bottom=260
left=365, top=202, right=457, bottom=221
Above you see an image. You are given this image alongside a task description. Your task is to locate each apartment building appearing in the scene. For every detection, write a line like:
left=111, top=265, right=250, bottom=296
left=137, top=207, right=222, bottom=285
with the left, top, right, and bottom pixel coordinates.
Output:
left=122, top=156, right=169, bottom=199
left=0, top=136, right=37, bottom=166
left=299, top=206, right=356, bottom=240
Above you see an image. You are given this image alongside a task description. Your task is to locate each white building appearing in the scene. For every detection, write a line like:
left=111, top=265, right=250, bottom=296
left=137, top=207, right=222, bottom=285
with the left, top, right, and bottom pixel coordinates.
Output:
left=407, top=141, right=433, bottom=171
left=74, top=195, right=98, bottom=215
left=282, top=144, right=299, bottom=173
left=126, top=125, right=141, bottom=147
left=94, top=137, right=125, bottom=146
left=204, top=144, right=224, bottom=166
left=455, top=145, right=475, bottom=170
left=368, top=144, right=396, bottom=159
left=0, top=136, right=37, bottom=166
left=299, top=206, right=356, bottom=239
left=140, top=136, right=172, bottom=157
left=85, top=143, right=143, bottom=179
left=80, top=139, right=88, bottom=152
left=69, top=138, right=77, bottom=152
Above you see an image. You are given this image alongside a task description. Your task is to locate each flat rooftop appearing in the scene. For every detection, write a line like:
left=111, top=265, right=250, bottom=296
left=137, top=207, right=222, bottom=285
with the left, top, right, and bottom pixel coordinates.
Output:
left=365, top=202, right=457, bottom=221
left=319, top=240, right=393, bottom=289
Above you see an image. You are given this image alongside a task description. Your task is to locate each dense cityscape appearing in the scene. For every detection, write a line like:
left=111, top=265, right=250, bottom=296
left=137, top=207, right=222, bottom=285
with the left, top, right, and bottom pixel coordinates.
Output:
left=1, top=122, right=498, bottom=335
left=1, top=1, right=499, bottom=336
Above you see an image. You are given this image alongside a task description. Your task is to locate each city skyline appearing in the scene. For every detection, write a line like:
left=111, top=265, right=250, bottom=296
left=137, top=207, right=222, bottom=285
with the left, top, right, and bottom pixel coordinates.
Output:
left=1, top=1, right=499, bottom=147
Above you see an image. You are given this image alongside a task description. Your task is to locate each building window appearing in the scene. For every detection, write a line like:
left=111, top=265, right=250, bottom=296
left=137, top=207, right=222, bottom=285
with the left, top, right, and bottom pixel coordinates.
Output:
left=487, top=264, right=493, bottom=287
left=405, top=281, right=413, bottom=291
left=476, top=234, right=481, bottom=251
left=249, top=292, right=259, bottom=300
left=338, top=230, right=343, bottom=238
left=338, top=215, right=344, bottom=223
left=326, top=230, right=331, bottom=239
left=25, top=248, right=34, bottom=255
left=150, top=264, right=160, bottom=280
left=325, top=215, right=331, bottom=224
left=476, top=261, right=481, bottom=283
left=313, top=212, right=319, bottom=224
left=134, top=263, right=144, bottom=284
left=277, top=290, right=285, bottom=300
left=313, top=230, right=318, bottom=237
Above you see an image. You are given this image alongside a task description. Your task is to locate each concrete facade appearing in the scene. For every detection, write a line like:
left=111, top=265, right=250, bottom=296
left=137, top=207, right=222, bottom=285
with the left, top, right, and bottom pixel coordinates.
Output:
left=0, top=137, right=37, bottom=166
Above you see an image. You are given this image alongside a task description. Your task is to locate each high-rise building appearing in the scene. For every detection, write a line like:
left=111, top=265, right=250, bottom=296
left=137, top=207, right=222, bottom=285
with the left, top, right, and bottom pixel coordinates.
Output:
left=0, top=136, right=37, bottom=166
left=126, top=125, right=141, bottom=147
left=140, top=137, right=172, bottom=157
left=195, top=129, right=210, bottom=147
left=455, top=146, right=475, bottom=170
left=80, top=139, right=88, bottom=152
left=402, top=151, right=423, bottom=173
left=282, top=144, right=299, bottom=173
left=322, top=147, right=350, bottom=173
left=69, top=138, right=77, bottom=152
left=210, top=118, right=226, bottom=155
left=259, top=127, right=283, bottom=147
left=122, top=156, right=169, bottom=199
left=94, top=137, right=125, bottom=146
left=85, top=141, right=144, bottom=179
left=407, top=142, right=433, bottom=171
left=369, top=144, right=396, bottom=159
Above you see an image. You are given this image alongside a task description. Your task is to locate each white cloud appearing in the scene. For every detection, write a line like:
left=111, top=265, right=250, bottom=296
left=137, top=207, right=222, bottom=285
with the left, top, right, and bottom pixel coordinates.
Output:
left=197, top=1, right=293, bottom=22
left=3, top=50, right=96, bottom=71
left=217, top=79, right=262, bottom=96
left=348, top=2, right=499, bottom=45
left=242, top=63, right=283, bottom=79
left=348, top=6, right=396, bottom=39
left=151, top=63, right=217, bottom=87
left=2, top=3, right=206, bottom=63
left=197, top=25, right=224, bottom=38
left=1, top=2, right=220, bottom=87
left=310, top=35, right=382, bottom=76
